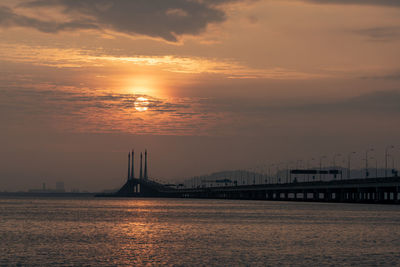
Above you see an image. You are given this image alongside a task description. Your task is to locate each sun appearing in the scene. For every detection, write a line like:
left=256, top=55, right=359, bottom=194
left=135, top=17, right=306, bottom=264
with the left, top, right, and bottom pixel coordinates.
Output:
left=134, top=97, right=149, bottom=112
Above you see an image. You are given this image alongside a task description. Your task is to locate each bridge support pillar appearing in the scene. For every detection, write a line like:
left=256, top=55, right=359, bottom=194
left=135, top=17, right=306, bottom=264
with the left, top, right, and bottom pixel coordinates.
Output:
left=355, top=188, right=360, bottom=202
left=376, top=189, right=383, bottom=202
left=326, top=191, right=332, bottom=202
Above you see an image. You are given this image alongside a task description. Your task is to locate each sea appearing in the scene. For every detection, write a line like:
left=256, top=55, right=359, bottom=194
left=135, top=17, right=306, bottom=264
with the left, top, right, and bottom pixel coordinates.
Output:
left=1, top=196, right=399, bottom=266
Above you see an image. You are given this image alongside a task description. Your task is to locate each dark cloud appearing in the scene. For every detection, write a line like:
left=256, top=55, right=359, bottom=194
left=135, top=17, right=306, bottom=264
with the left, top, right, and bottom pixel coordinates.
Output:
left=295, top=90, right=400, bottom=113
left=197, top=90, right=400, bottom=115
left=353, top=27, right=400, bottom=42
left=361, top=71, right=400, bottom=80
left=0, top=6, right=99, bottom=33
left=0, top=87, right=191, bottom=114
left=344, top=90, right=400, bottom=110
left=303, top=0, right=400, bottom=7
left=0, top=0, right=243, bottom=42
left=0, top=85, right=213, bottom=136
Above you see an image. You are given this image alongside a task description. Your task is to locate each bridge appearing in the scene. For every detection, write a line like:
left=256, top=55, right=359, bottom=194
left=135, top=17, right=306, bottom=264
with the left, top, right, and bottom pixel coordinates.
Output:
left=107, top=175, right=400, bottom=204
left=98, top=149, right=400, bottom=204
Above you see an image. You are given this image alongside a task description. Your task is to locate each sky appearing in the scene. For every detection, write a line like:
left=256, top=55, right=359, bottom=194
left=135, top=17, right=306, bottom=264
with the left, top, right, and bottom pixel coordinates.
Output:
left=1, top=0, right=400, bottom=191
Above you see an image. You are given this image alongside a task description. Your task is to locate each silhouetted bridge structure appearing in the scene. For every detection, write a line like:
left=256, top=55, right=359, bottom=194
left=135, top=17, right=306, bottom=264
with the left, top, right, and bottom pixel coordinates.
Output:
left=97, top=150, right=400, bottom=204
left=105, top=176, right=400, bottom=204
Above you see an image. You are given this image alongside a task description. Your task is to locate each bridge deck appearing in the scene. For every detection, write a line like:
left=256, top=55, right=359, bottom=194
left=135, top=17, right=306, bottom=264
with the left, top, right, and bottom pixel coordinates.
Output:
left=107, top=176, right=400, bottom=204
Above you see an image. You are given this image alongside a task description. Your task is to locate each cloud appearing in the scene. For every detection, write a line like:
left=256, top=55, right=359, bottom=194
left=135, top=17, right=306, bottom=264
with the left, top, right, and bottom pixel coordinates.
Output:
left=0, top=6, right=99, bottom=33
left=198, top=90, right=400, bottom=115
left=293, top=90, right=400, bottom=113
left=302, top=0, right=400, bottom=7
left=0, top=0, right=246, bottom=42
left=361, top=71, right=400, bottom=80
left=353, top=27, right=400, bottom=42
left=0, top=43, right=320, bottom=79
left=344, top=90, right=400, bottom=110
left=0, top=85, right=220, bottom=135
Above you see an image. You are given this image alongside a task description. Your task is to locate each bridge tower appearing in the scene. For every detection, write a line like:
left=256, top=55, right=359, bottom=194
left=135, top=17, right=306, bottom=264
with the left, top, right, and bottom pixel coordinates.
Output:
left=131, top=149, right=134, bottom=180
left=144, top=149, right=148, bottom=179
left=140, top=152, right=143, bottom=179
left=127, top=152, right=130, bottom=181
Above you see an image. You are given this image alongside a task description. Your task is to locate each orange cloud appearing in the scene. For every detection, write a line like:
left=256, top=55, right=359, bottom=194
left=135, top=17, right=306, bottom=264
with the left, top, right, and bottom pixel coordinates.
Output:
left=0, top=43, right=323, bottom=80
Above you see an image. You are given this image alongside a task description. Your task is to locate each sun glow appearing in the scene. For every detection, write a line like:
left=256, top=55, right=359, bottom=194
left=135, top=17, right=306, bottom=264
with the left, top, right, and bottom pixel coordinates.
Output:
left=134, top=97, right=150, bottom=112
left=125, top=75, right=161, bottom=96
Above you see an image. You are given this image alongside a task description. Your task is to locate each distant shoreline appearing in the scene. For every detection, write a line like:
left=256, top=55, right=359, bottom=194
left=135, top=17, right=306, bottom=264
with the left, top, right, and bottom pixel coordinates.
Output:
left=0, top=192, right=96, bottom=197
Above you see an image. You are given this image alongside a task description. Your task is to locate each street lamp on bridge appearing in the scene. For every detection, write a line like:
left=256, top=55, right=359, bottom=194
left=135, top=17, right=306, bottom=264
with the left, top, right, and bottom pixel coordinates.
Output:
left=347, top=151, right=356, bottom=180
left=388, top=154, right=396, bottom=177
left=286, top=161, right=294, bottom=183
left=268, top=164, right=275, bottom=184
left=332, top=153, right=341, bottom=180
left=370, top=157, right=378, bottom=178
left=307, top=158, right=315, bottom=182
left=365, top=148, right=374, bottom=179
left=385, top=145, right=394, bottom=177
left=277, top=162, right=284, bottom=184
left=332, top=153, right=341, bottom=169
left=319, top=155, right=326, bottom=181
left=296, top=160, right=303, bottom=169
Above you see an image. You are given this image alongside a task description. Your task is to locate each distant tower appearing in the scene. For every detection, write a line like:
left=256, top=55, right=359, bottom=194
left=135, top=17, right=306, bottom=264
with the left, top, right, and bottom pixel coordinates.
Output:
left=131, top=149, right=134, bottom=180
left=140, top=152, right=143, bottom=179
left=144, top=149, right=148, bottom=179
left=127, top=152, right=131, bottom=181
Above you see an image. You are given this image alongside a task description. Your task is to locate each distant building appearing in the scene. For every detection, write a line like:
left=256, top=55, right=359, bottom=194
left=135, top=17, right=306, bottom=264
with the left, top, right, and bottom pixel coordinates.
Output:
left=28, top=181, right=66, bottom=193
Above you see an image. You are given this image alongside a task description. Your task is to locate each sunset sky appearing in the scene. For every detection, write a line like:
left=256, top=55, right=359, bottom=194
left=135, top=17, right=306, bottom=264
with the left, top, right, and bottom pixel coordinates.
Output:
left=1, top=0, right=400, bottom=191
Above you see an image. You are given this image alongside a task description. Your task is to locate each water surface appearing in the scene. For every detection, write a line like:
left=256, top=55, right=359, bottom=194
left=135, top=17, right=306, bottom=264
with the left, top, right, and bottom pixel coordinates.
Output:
left=1, top=197, right=399, bottom=266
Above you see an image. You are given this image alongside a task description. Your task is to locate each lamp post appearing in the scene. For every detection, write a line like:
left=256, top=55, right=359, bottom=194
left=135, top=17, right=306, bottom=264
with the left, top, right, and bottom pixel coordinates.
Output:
left=370, top=157, right=378, bottom=178
left=286, top=161, right=295, bottom=183
left=388, top=154, right=396, bottom=176
left=276, top=163, right=282, bottom=184
left=332, top=153, right=341, bottom=169
left=268, top=164, right=275, bottom=184
left=264, top=167, right=268, bottom=185
left=365, top=148, right=374, bottom=179
left=332, top=153, right=341, bottom=180
left=253, top=166, right=258, bottom=185
left=261, top=164, right=268, bottom=185
left=347, top=152, right=356, bottom=180
left=276, top=162, right=285, bottom=184
left=385, top=145, right=394, bottom=177
left=296, top=160, right=303, bottom=169
left=252, top=167, right=256, bottom=185
left=276, top=164, right=279, bottom=184
left=307, top=158, right=315, bottom=182
left=319, top=155, right=326, bottom=181
left=285, top=162, right=289, bottom=184
left=259, top=165, right=264, bottom=184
